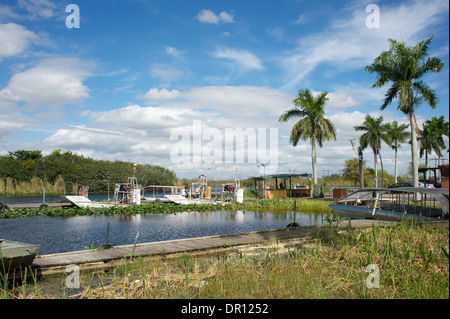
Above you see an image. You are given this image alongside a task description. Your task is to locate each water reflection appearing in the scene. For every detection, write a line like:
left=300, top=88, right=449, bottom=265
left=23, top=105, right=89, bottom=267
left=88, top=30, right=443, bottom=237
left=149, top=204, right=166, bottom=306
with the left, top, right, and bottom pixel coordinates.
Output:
left=0, top=210, right=328, bottom=255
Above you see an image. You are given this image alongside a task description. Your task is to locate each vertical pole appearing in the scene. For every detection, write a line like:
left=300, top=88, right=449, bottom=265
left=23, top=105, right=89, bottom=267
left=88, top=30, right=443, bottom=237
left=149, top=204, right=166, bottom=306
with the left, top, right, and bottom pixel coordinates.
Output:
left=293, top=200, right=296, bottom=224
left=359, top=147, right=364, bottom=189
left=132, top=231, right=140, bottom=257
left=289, top=176, right=292, bottom=198
left=105, top=222, right=110, bottom=247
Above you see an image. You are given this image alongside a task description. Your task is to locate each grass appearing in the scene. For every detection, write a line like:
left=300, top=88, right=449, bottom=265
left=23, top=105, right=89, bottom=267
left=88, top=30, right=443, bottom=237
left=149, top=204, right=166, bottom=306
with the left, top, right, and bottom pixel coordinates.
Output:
left=0, top=198, right=334, bottom=218
left=2, top=219, right=448, bottom=299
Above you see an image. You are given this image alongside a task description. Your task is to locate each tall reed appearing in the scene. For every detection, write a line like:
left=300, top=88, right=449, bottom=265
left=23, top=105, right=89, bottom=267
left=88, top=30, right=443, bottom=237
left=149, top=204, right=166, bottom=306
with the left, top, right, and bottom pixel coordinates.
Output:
left=0, top=175, right=66, bottom=196
left=3, top=220, right=447, bottom=299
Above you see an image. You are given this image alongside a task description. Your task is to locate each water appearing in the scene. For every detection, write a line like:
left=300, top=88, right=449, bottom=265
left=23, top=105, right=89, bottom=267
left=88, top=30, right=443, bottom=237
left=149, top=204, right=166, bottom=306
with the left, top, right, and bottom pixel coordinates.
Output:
left=0, top=211, right=326, bottom=255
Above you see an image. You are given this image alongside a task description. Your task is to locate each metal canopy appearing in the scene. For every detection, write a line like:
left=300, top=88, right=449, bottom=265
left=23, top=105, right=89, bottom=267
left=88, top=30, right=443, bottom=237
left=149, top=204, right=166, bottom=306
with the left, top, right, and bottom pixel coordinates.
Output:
left=250, top=173, right=311, bottom=181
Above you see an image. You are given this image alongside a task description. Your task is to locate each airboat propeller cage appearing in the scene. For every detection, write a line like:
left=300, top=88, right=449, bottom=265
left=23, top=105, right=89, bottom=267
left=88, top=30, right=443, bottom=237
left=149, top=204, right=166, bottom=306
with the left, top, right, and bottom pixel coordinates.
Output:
left=113, top=176, right=141, bottom=205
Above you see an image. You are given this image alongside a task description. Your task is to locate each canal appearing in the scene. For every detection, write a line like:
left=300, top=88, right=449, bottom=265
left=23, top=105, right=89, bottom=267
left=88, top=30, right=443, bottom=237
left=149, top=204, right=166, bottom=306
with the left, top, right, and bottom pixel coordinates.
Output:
left=0, top=210, right=326, bottom=255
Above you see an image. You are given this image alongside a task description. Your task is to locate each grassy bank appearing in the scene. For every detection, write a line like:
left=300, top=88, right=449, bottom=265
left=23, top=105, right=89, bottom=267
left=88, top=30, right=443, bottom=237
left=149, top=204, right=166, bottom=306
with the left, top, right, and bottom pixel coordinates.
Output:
left=0, top=198, right=334, bottom=218
left=0, top=176, right=66, bottom=196
left=2, top=220, right=448, bottom=299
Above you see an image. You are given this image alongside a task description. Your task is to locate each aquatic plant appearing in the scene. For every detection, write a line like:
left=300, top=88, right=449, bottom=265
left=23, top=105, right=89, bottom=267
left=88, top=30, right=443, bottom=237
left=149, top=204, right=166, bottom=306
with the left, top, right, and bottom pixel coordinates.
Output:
left=0, top=198, right=334, bottom=218
left=2, top=220, right=447, bottom=299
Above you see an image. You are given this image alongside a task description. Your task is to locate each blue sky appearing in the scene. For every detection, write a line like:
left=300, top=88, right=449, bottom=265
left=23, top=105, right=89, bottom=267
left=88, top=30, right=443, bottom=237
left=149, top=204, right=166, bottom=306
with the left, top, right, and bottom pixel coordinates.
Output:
left=0, top=0, right=448, bottom=180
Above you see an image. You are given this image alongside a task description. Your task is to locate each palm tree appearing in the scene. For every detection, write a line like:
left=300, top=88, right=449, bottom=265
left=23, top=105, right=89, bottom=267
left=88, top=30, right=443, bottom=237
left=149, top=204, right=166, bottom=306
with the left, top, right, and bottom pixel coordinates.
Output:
left=384, top=121, right=410, bottom=183
left=427, top=116, right=447, bottom=161
left=419, top=116, right=447, bottom=179
left=354, top=115, right=387, bottom=187
left=364, top=37, right=444, bottom=188
left=279, top=89, right=336, bottom=197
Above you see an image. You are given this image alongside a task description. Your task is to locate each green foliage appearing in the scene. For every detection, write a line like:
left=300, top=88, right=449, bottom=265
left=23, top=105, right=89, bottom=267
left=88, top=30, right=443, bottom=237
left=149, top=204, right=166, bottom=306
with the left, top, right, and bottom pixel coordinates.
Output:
left=342, top=158, right=373, bottom=186
left=0, top=198, right=333, bottom=218
left=0, top=149, right=177, bottom=194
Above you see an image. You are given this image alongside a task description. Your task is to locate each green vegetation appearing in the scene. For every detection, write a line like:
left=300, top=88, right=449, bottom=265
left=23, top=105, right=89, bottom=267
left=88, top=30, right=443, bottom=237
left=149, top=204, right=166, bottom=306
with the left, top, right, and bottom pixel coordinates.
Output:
left=365, top=36, right=444, bottom=188
left=2, top=220, right=448, bottom=299
left=384, top=120, right=410, bottom=184
left=0, top=149, right=177, bottom=195
left=279, top=88, right=337, bottom=198
left=0, top=198, right=334, bottom=218
left=354, top=114, right=387, bottom=187
left=419, top=116, right=447, bottom=171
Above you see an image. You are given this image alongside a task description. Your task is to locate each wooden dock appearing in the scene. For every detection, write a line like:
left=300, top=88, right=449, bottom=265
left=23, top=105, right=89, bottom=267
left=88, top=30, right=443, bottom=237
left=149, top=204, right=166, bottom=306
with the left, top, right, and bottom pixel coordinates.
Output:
left=32, top=227, right=318, bottom=272
left=31, top=219, right=395, bottom=274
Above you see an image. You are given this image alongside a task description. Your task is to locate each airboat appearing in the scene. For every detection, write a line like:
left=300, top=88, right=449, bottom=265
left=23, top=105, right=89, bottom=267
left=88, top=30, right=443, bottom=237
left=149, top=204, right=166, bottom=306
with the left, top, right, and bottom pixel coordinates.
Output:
left=329, top=187, right=449, bottom=222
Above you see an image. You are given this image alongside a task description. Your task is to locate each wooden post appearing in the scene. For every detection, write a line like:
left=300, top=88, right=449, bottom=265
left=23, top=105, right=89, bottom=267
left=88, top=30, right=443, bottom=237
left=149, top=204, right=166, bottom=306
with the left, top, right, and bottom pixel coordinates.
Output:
left=105, top=222, right=110, bottom=247
left=132, top=231, right=140, bottom=257
left=289, top=176, right=292, bottom=197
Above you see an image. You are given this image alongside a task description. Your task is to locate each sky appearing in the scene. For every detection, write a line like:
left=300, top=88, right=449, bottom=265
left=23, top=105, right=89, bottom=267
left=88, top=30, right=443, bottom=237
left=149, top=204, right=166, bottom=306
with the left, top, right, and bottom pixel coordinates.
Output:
left=0, top=0, right=449, bottom=181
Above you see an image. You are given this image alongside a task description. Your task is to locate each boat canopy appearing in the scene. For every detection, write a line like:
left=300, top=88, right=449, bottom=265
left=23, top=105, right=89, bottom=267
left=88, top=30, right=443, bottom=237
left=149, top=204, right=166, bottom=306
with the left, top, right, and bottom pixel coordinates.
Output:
left=334, top=187, right=449, bottom=218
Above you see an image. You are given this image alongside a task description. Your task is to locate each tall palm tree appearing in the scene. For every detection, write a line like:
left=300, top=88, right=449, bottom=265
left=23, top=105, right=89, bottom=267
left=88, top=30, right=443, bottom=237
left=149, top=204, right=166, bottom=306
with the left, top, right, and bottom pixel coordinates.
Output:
left=354, top=115, right=387, bottom=187
left=384, top=121, right=410, bottom=183
left=364, top=37, right=444, bottom=188
left=279, top=89, right=336, bottom=197
left=419, top=116, right=446, bottom=179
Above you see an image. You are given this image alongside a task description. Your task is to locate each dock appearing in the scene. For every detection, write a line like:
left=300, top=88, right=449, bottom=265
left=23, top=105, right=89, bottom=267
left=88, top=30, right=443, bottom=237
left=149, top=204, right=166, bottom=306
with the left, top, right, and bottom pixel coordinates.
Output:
left=32, top=227, right=317, bottom=273
left=31, top=219, right=395, bottom=274
left=64, top=196, right=115, bottom=208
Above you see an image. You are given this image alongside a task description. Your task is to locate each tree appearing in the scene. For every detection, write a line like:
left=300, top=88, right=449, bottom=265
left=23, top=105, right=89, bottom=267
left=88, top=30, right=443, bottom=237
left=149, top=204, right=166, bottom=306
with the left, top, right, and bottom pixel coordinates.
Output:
left=354, top=114, right=387, bottom=187
left=7, top=150, right=43, bottom=181
left=342, top=158, right=372, bottom=186
left=279, top=89, right=336, bottom=197
left=419, top=116, right=447, bottom=179
left=365, top=36, right=444, bottom=188
left=384, top=121, right=410, bottom=183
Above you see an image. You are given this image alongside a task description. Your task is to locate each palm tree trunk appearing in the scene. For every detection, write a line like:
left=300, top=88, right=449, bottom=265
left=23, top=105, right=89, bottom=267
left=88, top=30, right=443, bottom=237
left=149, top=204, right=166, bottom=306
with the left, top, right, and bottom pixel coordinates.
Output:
left=311, top=140, right=318, bottom=197
left=409, top=110, right=419, bottom=188
left=373, top=150, right=378, bottom=187
left=379, top=151, right=384, bottom=187
left=394, top=146, right=398, bottom=184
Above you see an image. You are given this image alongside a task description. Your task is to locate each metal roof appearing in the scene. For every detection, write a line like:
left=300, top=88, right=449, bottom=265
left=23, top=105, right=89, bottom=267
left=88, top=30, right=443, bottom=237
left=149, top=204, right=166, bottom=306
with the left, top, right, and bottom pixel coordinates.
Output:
left=250, top=173, right=312, bottom=181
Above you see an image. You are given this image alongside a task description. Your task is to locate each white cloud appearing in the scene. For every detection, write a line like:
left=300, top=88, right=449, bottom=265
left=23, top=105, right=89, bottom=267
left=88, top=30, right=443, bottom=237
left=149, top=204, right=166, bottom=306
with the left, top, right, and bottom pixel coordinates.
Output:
left=150, top=63, right=184, bottom=82
left=281, top=0, right=449, bottom=89
left=181, top=86, right=290, bottom=121
left=165, top=46, right=183, bottom=58
left=196, top=9, right=235, bottom=24
left=17, top=0, right=57, bottom=19
left=89, top=104, right=197, bottom=133
left=44, top=127, right=131, bottom=154
left=41, top=87, right=291, bottom=176
left=37, top=84, right=434, bottom=178
left=0, top=0, right=57, bottom=21
left=212, top=47, right=264, bottom=71
left=326, top=90, right=363, bottom=110
left=218, top=11, right=234, bottom=23
left=0, top=115, right=27, bottom=139
left=137, top=88, right=181, bottom=101
left=0, top=57, right=94, bottom=105
left=292, top=14, right=308, bottom=25
left=0, top=23, right=38, bottom=60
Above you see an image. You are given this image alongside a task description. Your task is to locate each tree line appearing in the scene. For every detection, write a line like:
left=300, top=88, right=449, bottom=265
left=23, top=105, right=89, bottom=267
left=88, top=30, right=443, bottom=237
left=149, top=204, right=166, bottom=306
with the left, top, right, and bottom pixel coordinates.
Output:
left=0, top=149, right=177, bottom=195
